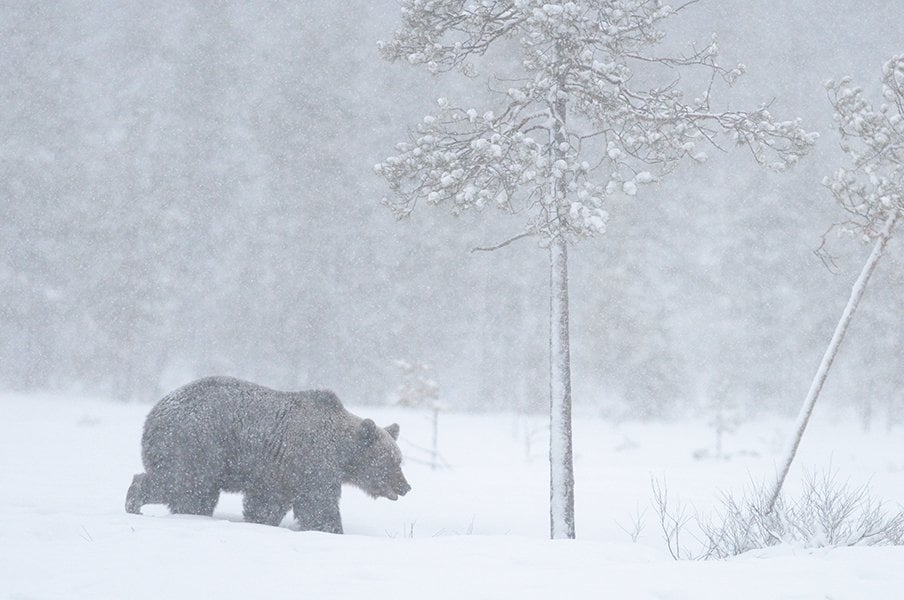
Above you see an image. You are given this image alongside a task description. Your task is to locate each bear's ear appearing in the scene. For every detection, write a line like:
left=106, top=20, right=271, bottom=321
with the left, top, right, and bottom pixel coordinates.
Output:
left=358, top=418, right=379, bottom=444
left=385, top=423, right=400, bottom=441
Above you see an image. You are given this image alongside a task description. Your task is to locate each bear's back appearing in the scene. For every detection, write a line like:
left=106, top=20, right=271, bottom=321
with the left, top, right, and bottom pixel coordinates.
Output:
left=144, top=377, right=349, bottom=447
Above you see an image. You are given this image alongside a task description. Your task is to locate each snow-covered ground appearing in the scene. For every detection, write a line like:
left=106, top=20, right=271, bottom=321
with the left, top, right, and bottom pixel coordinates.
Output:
left=3, top=392, right=904, bottom=599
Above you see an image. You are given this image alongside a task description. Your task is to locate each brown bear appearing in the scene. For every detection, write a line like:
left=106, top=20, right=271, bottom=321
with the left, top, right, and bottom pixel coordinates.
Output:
left=125, top=376, right=410, bottom=533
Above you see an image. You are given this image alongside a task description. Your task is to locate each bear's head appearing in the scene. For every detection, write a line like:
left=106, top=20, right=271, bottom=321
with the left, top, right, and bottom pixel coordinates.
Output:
left=344, top=419, right=411, bottom=501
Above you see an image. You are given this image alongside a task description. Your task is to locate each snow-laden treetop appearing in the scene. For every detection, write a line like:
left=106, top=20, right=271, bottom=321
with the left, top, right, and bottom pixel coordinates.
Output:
left=826, top=55, right=904, bottom=238
left=376, top=0, right=817, bottom=241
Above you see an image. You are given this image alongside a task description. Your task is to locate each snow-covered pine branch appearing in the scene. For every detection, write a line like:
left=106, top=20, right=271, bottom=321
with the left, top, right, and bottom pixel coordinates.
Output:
left=376, top=0, right=817, bottom=242
left=376, top=97, right=608, bottom=236
left=825, top=55, right=904, bottom=237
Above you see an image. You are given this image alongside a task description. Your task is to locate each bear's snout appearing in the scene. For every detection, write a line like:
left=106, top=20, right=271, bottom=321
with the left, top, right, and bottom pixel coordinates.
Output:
left=383, top=476, right=411, bottom=501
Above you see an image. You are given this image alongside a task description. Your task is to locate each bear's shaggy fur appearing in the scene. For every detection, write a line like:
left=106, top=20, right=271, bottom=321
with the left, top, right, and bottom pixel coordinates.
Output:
left=125, top=376, right=410, bottom=533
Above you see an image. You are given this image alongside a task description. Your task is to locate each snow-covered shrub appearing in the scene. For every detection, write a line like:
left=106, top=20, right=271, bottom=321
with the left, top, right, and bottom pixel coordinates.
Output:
left=653, top=470, right=904, bottom=560
left=393, top=359, right=440, bottom=410
left=392, top=359, right=447, bottom=470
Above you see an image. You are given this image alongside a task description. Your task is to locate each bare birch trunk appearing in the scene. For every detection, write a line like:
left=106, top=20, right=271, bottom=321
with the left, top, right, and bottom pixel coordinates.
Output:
left=549, top=233, right=575, bottom=539
left=766, top=211, right=899, bottom=512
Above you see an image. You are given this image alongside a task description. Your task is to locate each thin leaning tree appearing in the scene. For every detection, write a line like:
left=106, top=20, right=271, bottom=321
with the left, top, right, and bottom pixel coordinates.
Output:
left=766, top=55, right=904, bottom=512
left=376, top=0, right=815, bottom=539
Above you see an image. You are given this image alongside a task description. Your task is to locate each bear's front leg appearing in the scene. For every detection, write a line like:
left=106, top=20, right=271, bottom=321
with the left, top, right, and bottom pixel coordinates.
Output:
left=292, top=484, right=343, bottom=534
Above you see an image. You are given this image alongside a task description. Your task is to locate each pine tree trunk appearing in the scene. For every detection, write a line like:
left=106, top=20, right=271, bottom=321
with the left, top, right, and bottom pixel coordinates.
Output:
left=431, top=406, right=439, bottom=471
left=549, top=233, right=576, bottom=539
left=547, top=72, right=576, bottom=539
left=766, top=211, right=899, bottom=512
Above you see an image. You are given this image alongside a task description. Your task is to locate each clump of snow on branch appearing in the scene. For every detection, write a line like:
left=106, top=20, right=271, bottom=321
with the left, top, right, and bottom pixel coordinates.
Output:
left=376, top=0, right=817, bottom=241
left=825, top=55, right=904, bottom=238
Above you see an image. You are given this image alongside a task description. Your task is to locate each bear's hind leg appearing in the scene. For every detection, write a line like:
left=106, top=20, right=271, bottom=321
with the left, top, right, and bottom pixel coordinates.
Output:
left=166, top=478, right=220, bottom=516
left=125, top=473, right=146, bottom=514
left=243, top=491, right=289, bottom=527
left=168, top=490, right=219, bottom=516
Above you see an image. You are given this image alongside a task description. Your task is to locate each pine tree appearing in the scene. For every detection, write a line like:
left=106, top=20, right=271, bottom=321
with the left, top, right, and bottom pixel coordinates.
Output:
left=376, top=0, right=815, bottom=538
left=767, top=55, right=904, bottom=511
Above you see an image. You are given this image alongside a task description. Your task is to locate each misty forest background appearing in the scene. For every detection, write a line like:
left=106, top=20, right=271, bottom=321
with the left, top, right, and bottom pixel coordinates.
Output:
left=2, top=1, right=901, bottom=422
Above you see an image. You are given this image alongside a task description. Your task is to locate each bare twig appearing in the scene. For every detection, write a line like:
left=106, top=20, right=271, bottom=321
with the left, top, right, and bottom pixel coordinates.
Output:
left=616, top=503, right=648, bottom=543
left=470, top=229, right=536, bottom=253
